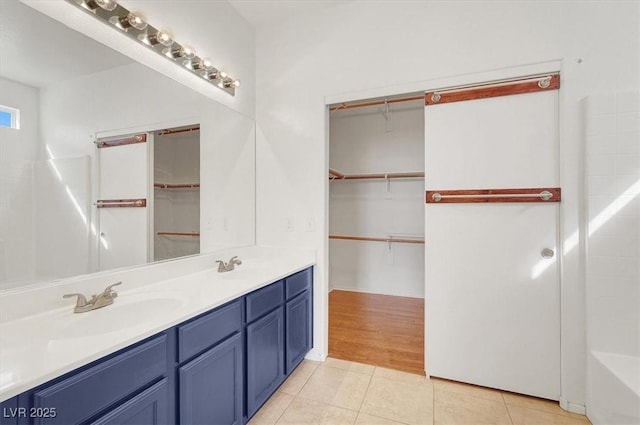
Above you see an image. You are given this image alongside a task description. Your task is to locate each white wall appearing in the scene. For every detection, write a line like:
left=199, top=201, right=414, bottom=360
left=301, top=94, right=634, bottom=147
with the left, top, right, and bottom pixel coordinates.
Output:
left=154, top=130, right=200, bottom=261
left=0, top=78, right=39, bottom=286
left=329, top=103, right=424, bottom=297
left=585, top=90, right=639, bottom=357
left=254, top=0, right=640, bottom=409
left=33, top=156, right=91, bottom=280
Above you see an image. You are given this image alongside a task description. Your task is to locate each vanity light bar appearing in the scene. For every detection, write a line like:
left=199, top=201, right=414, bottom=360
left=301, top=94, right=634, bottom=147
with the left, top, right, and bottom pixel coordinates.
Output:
left=68, top=0, right=240, bottom=96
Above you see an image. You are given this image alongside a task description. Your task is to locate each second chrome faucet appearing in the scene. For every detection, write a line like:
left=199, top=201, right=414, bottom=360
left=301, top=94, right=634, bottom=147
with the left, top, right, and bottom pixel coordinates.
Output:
left=63, top=282, right=122, bottom=313
left=216, top=256, right=242, bottom=273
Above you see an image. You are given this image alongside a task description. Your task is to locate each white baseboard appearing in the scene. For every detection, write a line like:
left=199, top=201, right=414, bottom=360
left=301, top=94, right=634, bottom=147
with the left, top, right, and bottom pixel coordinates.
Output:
left=560, top=398, right=586, bottom=415
left=305, top=348, right=326, bottom=362
left=330, top=285, right=424, bottom=299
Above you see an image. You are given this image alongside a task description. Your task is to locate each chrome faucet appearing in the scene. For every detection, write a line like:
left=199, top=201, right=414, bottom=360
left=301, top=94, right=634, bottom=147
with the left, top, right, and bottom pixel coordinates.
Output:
left=216, top=256, right=242, bottom=273
left=63, top=282, right=122, bottom=313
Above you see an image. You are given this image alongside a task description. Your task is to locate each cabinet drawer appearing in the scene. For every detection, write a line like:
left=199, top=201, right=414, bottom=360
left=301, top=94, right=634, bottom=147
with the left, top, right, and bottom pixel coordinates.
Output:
left=246, top=280, right=283, bottom=323
left=90, top=378, right=168, bottom=425
left=33, top=335, right=167, bottom=425
left=285, top=268, right=312, bottom=300
left=178, top=300, right=242, bottom=362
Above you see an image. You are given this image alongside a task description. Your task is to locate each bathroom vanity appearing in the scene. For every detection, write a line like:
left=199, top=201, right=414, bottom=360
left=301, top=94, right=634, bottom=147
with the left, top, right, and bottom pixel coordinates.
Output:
left=0, top=248, right=314, bottom=425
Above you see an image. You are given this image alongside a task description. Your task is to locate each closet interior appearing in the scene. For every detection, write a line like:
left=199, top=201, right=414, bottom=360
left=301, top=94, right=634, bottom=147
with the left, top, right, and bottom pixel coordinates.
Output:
left=328, top=94, right=425, bottom=375
left=153, top=126, right=200, bottom=261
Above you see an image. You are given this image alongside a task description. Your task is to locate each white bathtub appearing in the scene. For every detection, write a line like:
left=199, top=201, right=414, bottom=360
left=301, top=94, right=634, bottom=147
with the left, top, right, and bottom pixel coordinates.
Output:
left=587, top=351, right=640, bottom=425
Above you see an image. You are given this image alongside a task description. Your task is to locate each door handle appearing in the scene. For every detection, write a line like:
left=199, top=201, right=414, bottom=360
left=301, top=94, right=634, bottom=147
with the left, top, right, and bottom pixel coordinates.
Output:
left=541, top=248, right=555, bottom=259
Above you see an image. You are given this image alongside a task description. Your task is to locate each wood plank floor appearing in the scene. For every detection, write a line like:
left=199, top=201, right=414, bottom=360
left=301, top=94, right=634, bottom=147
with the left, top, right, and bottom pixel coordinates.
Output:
left=328, top=289, right=425, bottom=375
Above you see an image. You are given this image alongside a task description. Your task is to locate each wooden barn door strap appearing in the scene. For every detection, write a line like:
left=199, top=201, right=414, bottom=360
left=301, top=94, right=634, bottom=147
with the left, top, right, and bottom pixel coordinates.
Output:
left=425, top=74, right=560, bottom=106
left=95, top=198, right=147, bottom=208
left=95, top=133, right=147, bottom=148
left=425, top=188, right=561, bottom=204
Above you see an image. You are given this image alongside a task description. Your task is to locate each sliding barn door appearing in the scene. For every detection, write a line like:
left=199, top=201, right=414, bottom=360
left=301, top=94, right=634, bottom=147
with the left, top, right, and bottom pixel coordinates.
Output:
left=424, top=75, right=561, bottom=400
left=96, top=134, right=149, bottom=271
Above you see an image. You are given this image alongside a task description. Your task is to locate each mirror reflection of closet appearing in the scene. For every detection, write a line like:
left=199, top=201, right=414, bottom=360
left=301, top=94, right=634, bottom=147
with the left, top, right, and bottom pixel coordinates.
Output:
left=153, top=126, right=200, bottom=261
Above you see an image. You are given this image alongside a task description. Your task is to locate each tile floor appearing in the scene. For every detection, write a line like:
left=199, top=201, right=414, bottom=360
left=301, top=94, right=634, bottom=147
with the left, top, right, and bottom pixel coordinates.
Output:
left=248, top=358, right=592, bottom=425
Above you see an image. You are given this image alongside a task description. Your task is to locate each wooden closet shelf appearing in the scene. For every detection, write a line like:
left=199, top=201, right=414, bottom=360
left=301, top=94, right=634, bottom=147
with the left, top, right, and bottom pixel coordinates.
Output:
left=329, top=235, right=424, bottom=244
left=154, top=183, right=200, bottom=189
left=329, top=169, right=424, bottom=180
left=157, top=232, right=200, bottom=237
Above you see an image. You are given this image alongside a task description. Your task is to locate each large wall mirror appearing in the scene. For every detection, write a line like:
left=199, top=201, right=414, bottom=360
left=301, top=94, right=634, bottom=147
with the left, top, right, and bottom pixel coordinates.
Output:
left=0, top=0, right=256, bottom=290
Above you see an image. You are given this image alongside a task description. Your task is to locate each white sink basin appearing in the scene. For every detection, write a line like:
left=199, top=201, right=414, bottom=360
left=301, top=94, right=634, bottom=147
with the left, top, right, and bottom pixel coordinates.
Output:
left=217, top=268, right=254, bottom=280
left=53, top=296, right=185, bottom=339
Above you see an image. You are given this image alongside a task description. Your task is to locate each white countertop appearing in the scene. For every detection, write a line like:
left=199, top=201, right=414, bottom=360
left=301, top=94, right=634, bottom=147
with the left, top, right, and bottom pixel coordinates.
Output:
left=0, top=246, right=315, bottom=402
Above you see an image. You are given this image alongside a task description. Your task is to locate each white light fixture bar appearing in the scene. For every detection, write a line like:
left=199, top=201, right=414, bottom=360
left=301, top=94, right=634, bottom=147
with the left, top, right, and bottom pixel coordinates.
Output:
left=68, top=0, right=240, bottom=96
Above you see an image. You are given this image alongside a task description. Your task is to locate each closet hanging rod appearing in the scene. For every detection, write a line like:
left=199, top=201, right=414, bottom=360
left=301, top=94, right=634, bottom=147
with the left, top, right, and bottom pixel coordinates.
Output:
left=329, top=169, right=345, bottom=178
left=329, top=235, right=425, bottom=244
left=157, top=232, right=200, bottom=237
left=157, top=126, right=200, bottom=136
left=329, top=95, right=424, bottom=112
left=154, top=183, right=200, bottom=189
left=329, top=171, right=424, bottom=180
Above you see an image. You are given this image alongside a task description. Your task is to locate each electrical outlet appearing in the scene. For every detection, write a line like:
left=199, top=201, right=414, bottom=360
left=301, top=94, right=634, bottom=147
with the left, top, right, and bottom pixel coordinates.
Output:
left=305, top=217, right=315, bottom=232
left=285, top=217, right=294, bottom=232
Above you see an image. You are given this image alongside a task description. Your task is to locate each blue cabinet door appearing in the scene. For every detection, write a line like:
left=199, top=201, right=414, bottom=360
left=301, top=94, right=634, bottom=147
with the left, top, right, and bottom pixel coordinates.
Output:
left=179, top=333, right=243, bottom=425
left=91, top=379, right=169, bottom=425
left=285, top=290, right=312, bottom=374
left=246, top=307, right=284, bottom=418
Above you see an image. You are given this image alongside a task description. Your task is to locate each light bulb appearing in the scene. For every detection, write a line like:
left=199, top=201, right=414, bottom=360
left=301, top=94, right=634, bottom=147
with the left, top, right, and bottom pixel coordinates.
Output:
left=125, top=13, right=147, bottom=30
left=110, top=12, right=147, bottom=30
left=163, top=46, right=195, bottom=59
left=84, top=0, right=118, bottom=11
left=181, top=46, right=196, bottom=59
left=204, top=70, right=222, bottom=80
left=189, top=59, right=202, bottom=70
left=202, top=59, right=213, bottom=70
left=219, top=71, right=228, bottom=79
left=141, top=31, right=173, bottom=47
left=233, top=80, right=240, bottom=88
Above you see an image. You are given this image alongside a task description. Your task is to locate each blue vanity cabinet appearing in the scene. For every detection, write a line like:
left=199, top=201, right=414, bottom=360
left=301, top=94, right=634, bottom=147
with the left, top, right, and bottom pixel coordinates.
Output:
left=179, top=333, right=243, bottom=425
left=245, top=308, right=285, bottom=418
left=1, top=267, right=313, bottom=425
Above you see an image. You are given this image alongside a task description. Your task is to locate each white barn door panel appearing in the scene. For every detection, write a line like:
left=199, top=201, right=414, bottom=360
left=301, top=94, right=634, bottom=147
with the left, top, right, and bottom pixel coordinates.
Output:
left=424, top=77, right=561, bottom=400
left=96, top=135, right=149, bottom=271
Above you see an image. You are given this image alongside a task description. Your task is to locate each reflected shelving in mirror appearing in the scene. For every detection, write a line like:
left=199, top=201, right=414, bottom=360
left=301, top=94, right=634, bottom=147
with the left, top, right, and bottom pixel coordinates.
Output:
left=154, top=183, right=200, bottom=189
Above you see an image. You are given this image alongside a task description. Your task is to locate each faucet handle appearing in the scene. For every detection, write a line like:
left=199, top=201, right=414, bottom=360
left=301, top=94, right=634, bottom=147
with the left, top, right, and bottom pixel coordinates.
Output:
left=228, top=256, right=241, bottom=265
left=103, top=282, right=122, bottom=298
left=63, top=293, right=89, bottom=307
left=216, top=260, right=226, bottom=272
